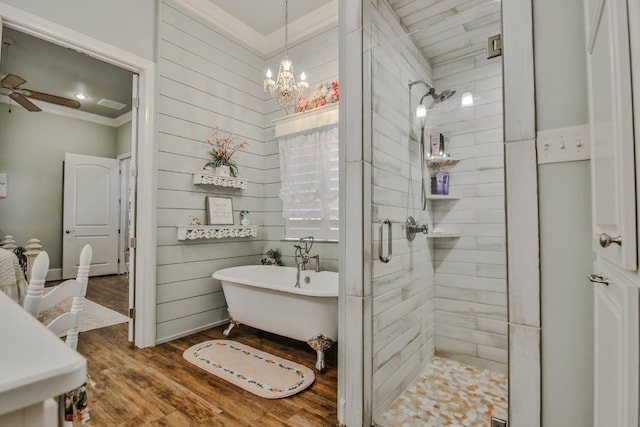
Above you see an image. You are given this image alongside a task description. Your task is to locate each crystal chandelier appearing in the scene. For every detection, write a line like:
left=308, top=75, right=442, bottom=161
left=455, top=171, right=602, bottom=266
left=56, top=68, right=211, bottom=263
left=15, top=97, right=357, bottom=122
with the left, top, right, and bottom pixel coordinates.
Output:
left=264, top=0, right=308, bottom=114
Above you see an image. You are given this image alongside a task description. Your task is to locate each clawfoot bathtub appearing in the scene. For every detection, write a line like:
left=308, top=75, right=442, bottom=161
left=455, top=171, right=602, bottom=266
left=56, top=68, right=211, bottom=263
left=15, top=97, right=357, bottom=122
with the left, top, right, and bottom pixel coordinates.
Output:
left=212, top=265, right=338, bottom=371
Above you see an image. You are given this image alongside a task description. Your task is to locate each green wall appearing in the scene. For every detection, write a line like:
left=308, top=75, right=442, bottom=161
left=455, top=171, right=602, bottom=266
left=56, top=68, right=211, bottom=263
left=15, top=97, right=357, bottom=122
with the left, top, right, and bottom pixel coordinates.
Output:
left=0, top=107, right=117, bottom=269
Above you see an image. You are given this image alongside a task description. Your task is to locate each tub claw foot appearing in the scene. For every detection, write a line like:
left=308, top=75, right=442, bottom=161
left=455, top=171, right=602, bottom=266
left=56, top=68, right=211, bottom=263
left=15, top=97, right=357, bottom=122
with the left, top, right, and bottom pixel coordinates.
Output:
left=307, top=334, right=334, bottom=372
left=223, top=313, right=239, bottom=336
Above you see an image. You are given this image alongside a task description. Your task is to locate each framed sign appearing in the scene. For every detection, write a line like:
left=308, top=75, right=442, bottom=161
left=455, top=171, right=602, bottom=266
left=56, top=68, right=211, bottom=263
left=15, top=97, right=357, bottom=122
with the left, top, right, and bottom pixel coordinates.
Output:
left=205, top=197, right=234, bottom=225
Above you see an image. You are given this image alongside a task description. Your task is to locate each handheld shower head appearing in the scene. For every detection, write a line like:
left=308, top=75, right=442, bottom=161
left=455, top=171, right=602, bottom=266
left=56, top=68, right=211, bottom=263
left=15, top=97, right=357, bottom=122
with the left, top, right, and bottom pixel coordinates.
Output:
left=409, top=80, right=457, bottom=212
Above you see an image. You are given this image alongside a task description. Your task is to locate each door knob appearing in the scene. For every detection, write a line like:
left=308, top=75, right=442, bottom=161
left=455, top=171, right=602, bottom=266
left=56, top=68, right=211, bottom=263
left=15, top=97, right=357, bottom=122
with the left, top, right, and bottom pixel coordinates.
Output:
left=599, top=233, right=622, bottom=248
left=65, top=229, right=73, bottom=234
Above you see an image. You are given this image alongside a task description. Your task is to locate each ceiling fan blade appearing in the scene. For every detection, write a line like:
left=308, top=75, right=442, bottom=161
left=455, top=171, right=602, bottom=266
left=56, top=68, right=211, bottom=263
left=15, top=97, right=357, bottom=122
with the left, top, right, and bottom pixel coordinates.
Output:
left=9, top=93, right=41, bottom=112
left=24, top=89, right=81, bottom=109
left=1, top=73, right=27, bottom=89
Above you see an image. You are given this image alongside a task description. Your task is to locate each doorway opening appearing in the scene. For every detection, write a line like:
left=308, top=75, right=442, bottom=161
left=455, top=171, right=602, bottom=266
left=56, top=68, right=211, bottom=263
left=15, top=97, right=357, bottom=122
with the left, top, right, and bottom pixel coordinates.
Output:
left=0, top=10, right=157, bottom=347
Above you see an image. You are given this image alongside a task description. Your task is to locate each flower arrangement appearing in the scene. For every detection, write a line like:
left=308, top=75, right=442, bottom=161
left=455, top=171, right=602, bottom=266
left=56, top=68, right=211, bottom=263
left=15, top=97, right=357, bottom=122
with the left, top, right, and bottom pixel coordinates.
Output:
left=203, top=127, right=249, bottom=177
left=295, top=81, right=339, bottom=113
left=261, top=248, right=283, bottom=266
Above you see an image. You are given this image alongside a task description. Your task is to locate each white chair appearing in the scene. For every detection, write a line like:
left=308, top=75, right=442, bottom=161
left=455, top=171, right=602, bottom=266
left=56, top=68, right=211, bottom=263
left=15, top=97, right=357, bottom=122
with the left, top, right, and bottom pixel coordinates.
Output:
left=23, top=244, right=92, bottom=349
left=22, top=245, right=92, bottom=426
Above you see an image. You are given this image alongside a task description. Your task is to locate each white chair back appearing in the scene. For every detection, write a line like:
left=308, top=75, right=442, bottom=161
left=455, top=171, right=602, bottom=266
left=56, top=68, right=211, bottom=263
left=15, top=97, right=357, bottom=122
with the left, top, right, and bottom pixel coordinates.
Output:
left=22, top=245, right=93, bottom=351
left=22, top=250, right=49, bottom=317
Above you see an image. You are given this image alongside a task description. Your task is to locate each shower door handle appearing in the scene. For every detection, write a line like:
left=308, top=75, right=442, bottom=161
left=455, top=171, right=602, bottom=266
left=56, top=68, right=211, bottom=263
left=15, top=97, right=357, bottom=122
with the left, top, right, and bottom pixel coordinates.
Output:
left=378, top=219, right=392, bottom=263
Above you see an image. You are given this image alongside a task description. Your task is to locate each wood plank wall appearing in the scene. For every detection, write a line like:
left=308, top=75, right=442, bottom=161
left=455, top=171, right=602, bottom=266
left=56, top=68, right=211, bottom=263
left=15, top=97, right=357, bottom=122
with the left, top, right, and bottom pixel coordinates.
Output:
left=365, top=0, right=437, bottom=418
left=157, top=1, right=267, bottom=342
left=156, top=1, right=339, bottom=343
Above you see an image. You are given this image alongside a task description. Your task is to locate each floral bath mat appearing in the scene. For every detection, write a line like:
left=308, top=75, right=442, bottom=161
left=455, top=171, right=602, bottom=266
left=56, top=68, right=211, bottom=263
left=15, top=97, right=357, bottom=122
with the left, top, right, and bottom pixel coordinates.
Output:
left=183, top=340, right=315, bottom=399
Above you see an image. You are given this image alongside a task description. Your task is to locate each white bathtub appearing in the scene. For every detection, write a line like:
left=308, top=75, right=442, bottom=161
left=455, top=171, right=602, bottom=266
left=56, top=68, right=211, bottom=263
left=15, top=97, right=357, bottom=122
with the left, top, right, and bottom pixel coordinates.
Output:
left=212, top=265, right=338, bottom=370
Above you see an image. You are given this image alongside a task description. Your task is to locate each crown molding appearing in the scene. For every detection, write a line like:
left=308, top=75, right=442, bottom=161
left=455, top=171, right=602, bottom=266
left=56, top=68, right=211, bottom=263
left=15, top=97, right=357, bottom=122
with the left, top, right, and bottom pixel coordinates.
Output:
left=0, top=95, right=131, bottom=127
left=172, top=0, right=338, bottom=57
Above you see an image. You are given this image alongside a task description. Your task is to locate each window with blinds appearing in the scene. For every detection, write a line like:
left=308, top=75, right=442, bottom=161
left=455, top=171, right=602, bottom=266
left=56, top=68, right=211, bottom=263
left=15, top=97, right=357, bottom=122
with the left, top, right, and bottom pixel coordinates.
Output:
left=278, top=125, right=339, bottom=241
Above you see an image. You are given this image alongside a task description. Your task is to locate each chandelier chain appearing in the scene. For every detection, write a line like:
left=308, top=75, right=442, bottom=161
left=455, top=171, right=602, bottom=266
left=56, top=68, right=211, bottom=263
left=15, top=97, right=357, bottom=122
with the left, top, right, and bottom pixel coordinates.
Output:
left=284, top=0, right=289, bottom=57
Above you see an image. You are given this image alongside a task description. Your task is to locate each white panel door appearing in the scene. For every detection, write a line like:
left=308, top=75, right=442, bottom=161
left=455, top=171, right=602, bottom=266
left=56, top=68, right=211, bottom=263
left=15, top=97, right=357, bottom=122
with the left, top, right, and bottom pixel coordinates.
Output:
left=62, top=153, right=119, bottom=278
left=586, top=0, right=636, bottom=270
left=592, top=262, right=639, bottom=427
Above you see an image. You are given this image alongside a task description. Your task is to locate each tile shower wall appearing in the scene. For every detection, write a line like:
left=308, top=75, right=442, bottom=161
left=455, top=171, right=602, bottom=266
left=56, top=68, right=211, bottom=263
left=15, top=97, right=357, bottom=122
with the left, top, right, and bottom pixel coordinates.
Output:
left=156, top=1, right=267, bottom=342
left=430, top=45, right=507, bottom=372
left=262, top=25, right=340, bottom=271
left=365, top=0, right=437, bottom=418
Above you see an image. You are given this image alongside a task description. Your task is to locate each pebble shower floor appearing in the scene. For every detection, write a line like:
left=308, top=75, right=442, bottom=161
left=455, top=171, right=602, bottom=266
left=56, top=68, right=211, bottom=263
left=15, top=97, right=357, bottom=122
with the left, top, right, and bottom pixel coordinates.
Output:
left=378, top=355, right=508, bottom=427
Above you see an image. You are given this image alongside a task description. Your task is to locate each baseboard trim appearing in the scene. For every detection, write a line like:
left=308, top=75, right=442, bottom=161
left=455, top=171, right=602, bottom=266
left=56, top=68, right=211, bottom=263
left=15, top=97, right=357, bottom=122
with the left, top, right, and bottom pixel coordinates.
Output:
left=155, top=318, right=229, bottom=345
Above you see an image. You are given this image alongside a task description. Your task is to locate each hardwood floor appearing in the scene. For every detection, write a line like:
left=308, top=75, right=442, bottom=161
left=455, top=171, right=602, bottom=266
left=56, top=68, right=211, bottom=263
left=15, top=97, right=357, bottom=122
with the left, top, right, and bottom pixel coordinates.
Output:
left=47, top=273, right=129, bottom=315
left=71, top=275, right=338, bottom=426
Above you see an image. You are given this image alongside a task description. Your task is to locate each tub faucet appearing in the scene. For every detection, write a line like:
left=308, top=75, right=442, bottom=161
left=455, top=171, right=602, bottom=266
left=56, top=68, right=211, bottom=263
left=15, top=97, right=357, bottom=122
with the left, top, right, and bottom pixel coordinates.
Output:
left=294, top=236, right=318, bottom=287
left=309, top=254, right=320, bottom=272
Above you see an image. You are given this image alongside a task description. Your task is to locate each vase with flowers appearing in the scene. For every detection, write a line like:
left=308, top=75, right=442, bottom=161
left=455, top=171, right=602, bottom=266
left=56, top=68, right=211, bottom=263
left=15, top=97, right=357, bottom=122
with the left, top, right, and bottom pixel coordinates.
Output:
left=203, top=127, right=249, bottom=177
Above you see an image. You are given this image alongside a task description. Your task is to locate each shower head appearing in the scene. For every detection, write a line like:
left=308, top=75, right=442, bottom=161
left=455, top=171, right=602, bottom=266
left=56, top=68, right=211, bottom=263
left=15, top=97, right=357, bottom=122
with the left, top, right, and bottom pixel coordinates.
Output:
left=415, top=86, right=456, bottom=128
left=433, top=89, right=456, bottom=103
left=419, top=87, right=456, bottom=107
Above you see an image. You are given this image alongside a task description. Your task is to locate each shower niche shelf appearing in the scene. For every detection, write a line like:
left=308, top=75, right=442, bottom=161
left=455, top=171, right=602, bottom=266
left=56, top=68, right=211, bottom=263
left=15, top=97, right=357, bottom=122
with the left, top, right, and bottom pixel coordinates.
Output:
left=425, top=192, right=460, bottom=238
left=425, top=156, right=460, bottom=172
left=193, top=172, right=247, bottom=189
left=426, top=232, right=460, bottom=239
left=177, top=225, right=257, bottom=240
left=426, top=194, right=459, bottom=200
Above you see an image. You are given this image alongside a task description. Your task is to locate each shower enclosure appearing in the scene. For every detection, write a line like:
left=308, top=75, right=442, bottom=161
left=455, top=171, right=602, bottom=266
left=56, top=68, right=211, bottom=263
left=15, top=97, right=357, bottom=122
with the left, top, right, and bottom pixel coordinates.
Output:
left=364, top=2, right=507, bottom=425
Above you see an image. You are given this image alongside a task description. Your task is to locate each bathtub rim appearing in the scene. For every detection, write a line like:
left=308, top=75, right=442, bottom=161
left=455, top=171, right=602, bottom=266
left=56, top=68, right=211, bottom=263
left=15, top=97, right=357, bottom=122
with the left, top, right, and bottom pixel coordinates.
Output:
left=212, top=265, right=338, bottom=298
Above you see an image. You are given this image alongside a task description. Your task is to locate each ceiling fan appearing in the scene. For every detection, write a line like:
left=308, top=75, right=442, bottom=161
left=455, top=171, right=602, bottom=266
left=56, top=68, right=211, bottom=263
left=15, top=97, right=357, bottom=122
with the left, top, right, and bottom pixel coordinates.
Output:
left=0, top=73, right=81, bottom=112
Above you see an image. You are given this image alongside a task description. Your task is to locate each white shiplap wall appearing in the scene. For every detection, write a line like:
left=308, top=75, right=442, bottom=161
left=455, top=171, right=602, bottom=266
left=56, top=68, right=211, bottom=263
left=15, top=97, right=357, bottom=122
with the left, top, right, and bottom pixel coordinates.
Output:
left=156, top=1, right=340, bottom=343
left=262, top=26, right=340, bottom=271
left=366, top=0, right=437, bottom=419
left=157, top=1, right=267, bottom=342
left=430, top=50, right=507, bottom=373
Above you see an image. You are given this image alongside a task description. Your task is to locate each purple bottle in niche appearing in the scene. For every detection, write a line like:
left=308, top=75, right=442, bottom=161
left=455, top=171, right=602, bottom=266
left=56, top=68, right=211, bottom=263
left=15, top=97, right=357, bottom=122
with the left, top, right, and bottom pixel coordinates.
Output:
left=431, top=171, right=450, bottom=195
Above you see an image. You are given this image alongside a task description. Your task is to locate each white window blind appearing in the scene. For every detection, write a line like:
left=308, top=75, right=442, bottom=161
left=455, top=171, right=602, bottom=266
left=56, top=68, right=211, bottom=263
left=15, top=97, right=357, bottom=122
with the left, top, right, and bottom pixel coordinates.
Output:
left=278, top=125, right=339, bottom=241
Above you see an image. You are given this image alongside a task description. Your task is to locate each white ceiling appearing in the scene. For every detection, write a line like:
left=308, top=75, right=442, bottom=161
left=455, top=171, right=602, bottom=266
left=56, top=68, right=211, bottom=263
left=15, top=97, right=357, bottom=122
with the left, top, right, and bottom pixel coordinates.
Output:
left=209, top=0, right=329, bottom=36
left=175, top=0, right=338, bottom=57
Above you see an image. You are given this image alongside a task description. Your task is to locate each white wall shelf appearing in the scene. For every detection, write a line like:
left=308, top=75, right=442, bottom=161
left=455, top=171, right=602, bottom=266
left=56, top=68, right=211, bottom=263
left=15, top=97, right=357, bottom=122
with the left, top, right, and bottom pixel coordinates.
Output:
left=177, top=225, right=257, bottom=240
left=426, top=233, right=461, bottom=239
left=193, top=172, right=247, bottom=189
left=426, top=194, right=459, bottom=200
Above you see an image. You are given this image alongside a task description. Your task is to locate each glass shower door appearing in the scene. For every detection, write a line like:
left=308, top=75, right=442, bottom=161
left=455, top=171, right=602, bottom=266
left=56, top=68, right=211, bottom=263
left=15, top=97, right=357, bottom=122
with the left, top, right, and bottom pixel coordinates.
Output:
left=368, top=2, right=507, bottom=425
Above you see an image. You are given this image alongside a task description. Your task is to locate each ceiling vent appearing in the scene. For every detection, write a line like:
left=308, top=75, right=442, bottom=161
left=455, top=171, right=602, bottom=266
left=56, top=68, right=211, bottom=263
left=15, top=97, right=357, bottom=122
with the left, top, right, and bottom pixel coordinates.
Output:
left=97, top=98, right=127, bottom=110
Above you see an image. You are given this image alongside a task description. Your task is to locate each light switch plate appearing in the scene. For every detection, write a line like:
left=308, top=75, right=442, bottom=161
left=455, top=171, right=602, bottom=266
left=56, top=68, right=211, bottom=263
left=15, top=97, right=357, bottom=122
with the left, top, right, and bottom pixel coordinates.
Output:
left=536, top=124, right=590, bottom=164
